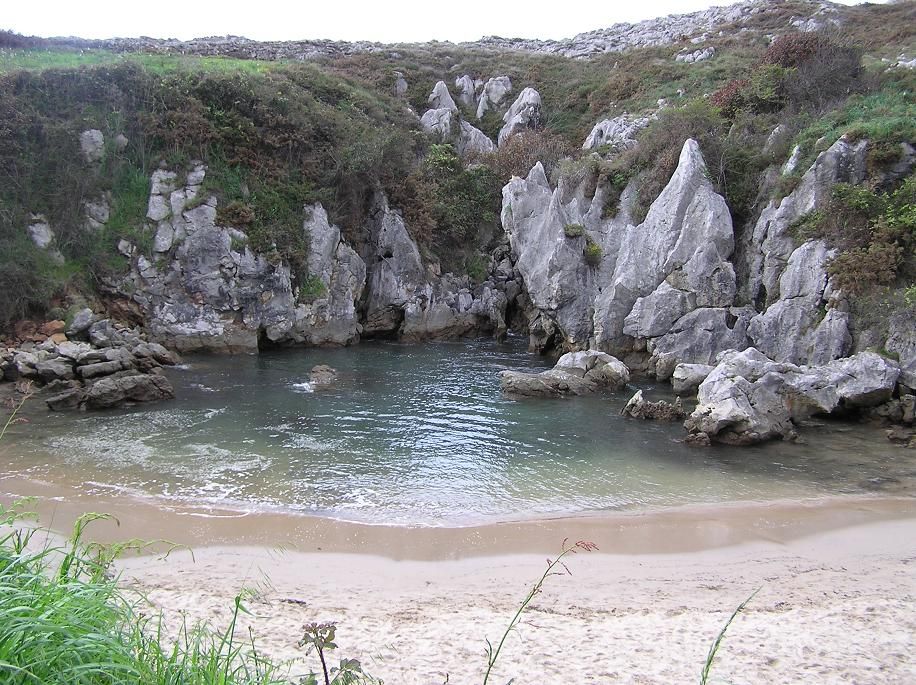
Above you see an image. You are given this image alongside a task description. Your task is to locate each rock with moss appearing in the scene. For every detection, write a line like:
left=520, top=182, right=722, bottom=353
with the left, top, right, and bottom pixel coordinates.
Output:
left=747, top=240, right=851, bottom=365
left=78, top=129, right=105, bottom=164
left=454, top=74, right=477, bottom=108
left=290, top=204, right=366, bottom=346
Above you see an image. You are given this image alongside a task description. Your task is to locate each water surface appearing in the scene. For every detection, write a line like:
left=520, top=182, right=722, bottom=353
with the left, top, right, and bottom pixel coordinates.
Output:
left=2, top=338, right=914, bottom=525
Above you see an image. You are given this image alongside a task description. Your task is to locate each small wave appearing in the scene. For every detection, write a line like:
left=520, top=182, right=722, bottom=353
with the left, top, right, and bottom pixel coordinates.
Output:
left=192, top=383, right=217, bottom=393
left=290, top=382, right=314, bottom=394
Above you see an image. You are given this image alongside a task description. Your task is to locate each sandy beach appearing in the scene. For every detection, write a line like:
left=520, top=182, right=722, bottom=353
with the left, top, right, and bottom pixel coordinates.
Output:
left=3, top=476, right=915, bottom=684
left=116, top=518, right=916, bottom=684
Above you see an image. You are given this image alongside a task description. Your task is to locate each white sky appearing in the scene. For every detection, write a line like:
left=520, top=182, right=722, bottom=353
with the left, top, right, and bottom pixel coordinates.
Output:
left=4, top=0, right=886, bottom=43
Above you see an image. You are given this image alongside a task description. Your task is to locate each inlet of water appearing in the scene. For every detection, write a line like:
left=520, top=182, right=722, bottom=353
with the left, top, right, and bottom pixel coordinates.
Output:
left=2, top=338, right=913, bottom=526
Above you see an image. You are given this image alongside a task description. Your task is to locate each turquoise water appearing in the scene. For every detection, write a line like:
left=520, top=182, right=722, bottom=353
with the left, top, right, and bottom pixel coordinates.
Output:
left=2, top=338, right=914, bottom=525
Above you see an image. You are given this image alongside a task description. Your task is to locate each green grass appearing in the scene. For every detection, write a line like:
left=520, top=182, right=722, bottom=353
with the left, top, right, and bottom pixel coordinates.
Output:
left=0, top=503, right=288, bottom=685
left=791, top=74, right=916, bottom=172
left=0, top=49, right=282, bottom=75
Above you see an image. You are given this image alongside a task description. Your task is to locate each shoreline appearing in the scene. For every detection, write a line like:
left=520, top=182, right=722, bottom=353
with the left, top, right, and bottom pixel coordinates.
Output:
left=4, top=473, right=916, bottom=682
left=3, top=472, right=915, bottom=557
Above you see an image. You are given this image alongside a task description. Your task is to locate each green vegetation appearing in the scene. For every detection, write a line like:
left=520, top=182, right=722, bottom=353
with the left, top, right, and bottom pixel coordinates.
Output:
left=0, top=56, right=421, bottom=325
left=1, top=6, right=915, bottom=329
left=392, top=143, right=501, bottom=274
left=563, top=223, right=585, bottom=238
left=0, top=502, right=288, bottom=685
left=791, top=178, right=916, bottom=294
left=583, top=238, right=603, bottom=266
left=299, top=275, right=328, bottom=303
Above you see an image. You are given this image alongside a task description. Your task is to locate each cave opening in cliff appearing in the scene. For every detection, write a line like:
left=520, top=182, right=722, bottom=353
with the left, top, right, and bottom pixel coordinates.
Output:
left=256, top=327, right=283, bottom=351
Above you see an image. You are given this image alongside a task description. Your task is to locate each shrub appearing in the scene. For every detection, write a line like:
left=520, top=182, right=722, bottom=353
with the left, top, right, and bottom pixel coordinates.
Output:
left=564, top=223, right=585, bottom=238
left=583, top=238, right=602, bottom=266
left=485, top=130, right=573, bottom=182
left=827, top=242, right=902, bottom=293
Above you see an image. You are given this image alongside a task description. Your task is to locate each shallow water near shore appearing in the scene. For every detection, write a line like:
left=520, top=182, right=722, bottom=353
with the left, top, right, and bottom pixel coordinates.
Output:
left=2, top=337, right=914, bottom=526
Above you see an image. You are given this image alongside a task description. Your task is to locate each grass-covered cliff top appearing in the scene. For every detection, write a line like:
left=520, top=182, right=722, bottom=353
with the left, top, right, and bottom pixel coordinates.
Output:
left=0, top=0, right=915, bottom=328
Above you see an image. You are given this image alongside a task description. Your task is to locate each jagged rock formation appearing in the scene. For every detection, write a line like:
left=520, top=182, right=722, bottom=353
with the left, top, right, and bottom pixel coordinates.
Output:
left=498, top=88, right=542, bottom=147
left=476, top=76, right=512, bottom=119
left=499, top=350, right=629, bottom=397
left=499, top=132, right=898, bottom=380
left=420, top=82, right=495, bottom=156
left=123, top=165, right=507, bottom=352
left=454, top=74, right=477, bottom=108
left=502, top=138, right=739, bottom=371
left=685, top=348, right=900, bottom=444
left=427, top=81, right=458, bottom=112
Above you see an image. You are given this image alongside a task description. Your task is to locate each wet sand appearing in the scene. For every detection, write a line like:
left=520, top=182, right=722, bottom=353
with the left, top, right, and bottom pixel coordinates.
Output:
left=3, top=476, right=916, bottom=683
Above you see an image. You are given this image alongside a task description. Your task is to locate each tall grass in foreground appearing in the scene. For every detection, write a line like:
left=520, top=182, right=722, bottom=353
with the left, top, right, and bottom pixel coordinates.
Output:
left=0, top=502, right=288, bottom=684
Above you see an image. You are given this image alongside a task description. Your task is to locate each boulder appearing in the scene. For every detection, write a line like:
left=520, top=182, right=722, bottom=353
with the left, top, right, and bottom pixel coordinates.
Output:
left=498, top=88, right=542, bottom=146
left=79, top=129, right=105, bottom=163
left=27, top=216, right=55, bottom=250
left=671, top=363, right=714, bottom=395
left=454, top=74, right=477, bottom=108
left=309, top=364, right=337, bottom=388
left=84, top=373, right=174, bottom=409
left=684, top=349, right=797, bottom=445
left=621, top=390, right=686, bottom=421
left=684, top=348, right=901, bottom=444
left=34, top=359, right=75, bottom=383
left=500, top=350, right=629, bottom=397
left=66, top=308, right=96, bottom=338
left=46, top=388, right=85, bottom=411
left=476, top=76, right=512, bottom=119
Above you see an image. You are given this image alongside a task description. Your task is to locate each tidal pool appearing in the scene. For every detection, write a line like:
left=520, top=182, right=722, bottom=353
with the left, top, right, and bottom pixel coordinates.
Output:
left=2, top=338, right=914, bottom=525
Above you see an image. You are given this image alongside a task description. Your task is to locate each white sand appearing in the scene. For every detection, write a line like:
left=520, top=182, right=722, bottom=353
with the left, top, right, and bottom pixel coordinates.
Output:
left=118, top=517, right=916, bottom=684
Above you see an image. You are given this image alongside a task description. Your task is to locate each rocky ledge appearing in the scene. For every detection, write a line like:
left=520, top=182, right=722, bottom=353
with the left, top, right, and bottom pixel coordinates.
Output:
left=0, top=309, right=179, bottom=411
left=499, top=349, right=629, bottom=397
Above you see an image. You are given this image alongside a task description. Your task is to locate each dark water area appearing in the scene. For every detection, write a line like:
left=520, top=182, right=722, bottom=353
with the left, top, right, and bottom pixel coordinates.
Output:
left=2, top=337, right=914, bottom=526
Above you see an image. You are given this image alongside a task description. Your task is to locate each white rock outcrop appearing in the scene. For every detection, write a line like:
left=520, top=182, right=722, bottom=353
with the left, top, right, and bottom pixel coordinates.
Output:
left=498, top=88, right=542, bottom=146
left=582, top=114, right=651, bottom=151
left=476, top=76, right=512, bottom=119
left=427, top=81, right=458, bottom=112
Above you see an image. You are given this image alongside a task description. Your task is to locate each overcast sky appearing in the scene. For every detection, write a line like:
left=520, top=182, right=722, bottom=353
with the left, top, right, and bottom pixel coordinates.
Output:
left=4, top=0, right=887, bottom=43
